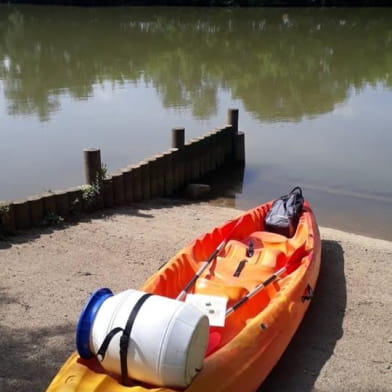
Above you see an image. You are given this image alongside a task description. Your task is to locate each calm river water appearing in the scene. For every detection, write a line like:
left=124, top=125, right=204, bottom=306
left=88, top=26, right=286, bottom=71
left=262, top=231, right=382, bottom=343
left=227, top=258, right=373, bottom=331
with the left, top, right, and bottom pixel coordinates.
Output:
left=1, top=5, right=392, bottom=240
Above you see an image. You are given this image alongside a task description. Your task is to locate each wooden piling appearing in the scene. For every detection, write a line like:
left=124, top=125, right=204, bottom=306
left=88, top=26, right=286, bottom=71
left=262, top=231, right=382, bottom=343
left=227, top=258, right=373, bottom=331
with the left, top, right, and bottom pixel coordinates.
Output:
left=146, top=158, right=159, bottom=198
left=13, top=200, right=31, bottom=230
left=42, top=193, right=57, bottom=216
left=189, top=139, right=201, bottom=181
left=28, top=196, right=44, bottom=226
left=177, top=147, right=186, bottom=187
left=84, top=148, right=102, bottom=185
left=183, top=143, right=192, bottom=183
left=208, top=130, right=219, bottom=171
left=130, top=164, right=142, bottom=202
left=234, top=132, right=246, bottom=165
left=102, top=177, right=114, bottom=208
left=112, top=171, right=125, bottom=206
left=205, top=133, right=215, bottom=174
left=172, top=127, right=185, bottom=149
left=227, top=108, right=239, bottom=134
left=199, top=136, right=211, bottom=176
left=0, top=203, right=15, bottom=233
left=140, top=161, right=151, bottom=200
left=162, top=152, right=174, bottom=196
left=154, top=154, right=166, bottom=196
left=193, top=137, right=203, bottom=176
left=221, top=125, right=234, bottom=164
left=54, top=190, right=70, bottom=219
left=122, top=167, right=134, bottom=204
left=67, top=187, right=83, bottom=216
left=168, top=148, right=181, bottom=190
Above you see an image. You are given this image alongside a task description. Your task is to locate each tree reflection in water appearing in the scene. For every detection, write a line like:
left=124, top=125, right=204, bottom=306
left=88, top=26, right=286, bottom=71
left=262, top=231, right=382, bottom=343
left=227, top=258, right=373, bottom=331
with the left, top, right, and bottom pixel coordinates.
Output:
left=1, top=6, right=392, bottom=122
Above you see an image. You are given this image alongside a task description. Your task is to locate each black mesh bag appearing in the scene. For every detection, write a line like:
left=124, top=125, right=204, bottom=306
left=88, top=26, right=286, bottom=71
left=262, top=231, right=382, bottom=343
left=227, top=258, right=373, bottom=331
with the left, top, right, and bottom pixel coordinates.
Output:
left=264, top=187, right=304, bottom=238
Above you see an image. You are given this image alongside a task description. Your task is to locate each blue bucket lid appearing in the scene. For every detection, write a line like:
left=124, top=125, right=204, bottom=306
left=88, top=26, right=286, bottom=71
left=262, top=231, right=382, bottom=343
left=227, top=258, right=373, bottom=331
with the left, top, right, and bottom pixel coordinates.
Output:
left=76, top=288, right=113, bottom=359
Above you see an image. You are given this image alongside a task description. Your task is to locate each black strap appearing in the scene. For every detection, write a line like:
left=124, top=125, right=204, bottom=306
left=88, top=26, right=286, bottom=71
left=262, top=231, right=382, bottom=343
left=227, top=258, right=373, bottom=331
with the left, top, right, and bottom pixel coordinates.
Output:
left=233, top=259, right=247, bottom=277
left=96, top=327, right=123, bottom=361
left=95, top=293, right=153, bottom=386
left=120, top=293, right=153, bottom=385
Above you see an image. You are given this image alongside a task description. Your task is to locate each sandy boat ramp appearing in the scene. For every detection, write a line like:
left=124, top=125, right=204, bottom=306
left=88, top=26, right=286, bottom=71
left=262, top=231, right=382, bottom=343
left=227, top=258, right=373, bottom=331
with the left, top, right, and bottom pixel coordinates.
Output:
left=1, top=200, right=392, bottom=392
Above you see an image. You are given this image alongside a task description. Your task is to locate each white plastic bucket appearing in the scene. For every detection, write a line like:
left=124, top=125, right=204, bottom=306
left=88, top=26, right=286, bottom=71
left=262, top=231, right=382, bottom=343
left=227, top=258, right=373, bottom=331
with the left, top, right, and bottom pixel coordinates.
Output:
left=76, top=288, right=209, bottom=388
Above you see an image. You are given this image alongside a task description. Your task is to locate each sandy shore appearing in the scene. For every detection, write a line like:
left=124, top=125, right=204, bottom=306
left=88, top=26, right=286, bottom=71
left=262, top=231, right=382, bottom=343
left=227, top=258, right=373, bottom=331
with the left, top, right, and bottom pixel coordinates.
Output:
left=1, top=200, right=392, bottom=392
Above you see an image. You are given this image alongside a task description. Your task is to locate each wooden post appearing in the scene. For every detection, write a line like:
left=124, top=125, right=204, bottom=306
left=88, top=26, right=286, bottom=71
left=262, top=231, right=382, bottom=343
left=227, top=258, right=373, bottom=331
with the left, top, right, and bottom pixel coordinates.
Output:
left=112, top=171, right=125, bottom=206
left=213, top=129, right=223, bottom=168
left=168, top=148, right=180, bottom=190
left=235, top=132, right=246, bottom=165
left=67, top=187, right=83, bottom=216
left=122, top=167, right=134, bottom=204
left=199, top=136, right=211, bottom=176
left=13, top=200, right=31, bottom=230
left=28, top=196, right=44, bottom=226
left=227, top=108, right=239, bottom=134
left=228, top=126, right=235, bottom=163
left=196, top=137, right=206, bottom=176
left=162, top=152, right=174, bottom=196
left=171, top=128, right=186, bottom=188
left=130, top=164, right=142, bottom=202
left=0, top=203, right=15, bottom=233
left=146, top=158, right=159, bottom=198
left=84, top=148, right=102, bottom=185
left=154, top=154, right=166, bottom=196
left=42, top=192, right=57, bottom=215
left=103, top=177, right=114, bottom=208
left=140, top=161, right=151, bottom=200
left=208, top=130, right=219, bottom=171
left=54, top=190, right=70, bottom=219
left=189, top=139, right=201, bottom=181
left=204, top=133, right=214, bottom=174
left=183, top=143, right=192, bottom=183
left=172, top=127, right=185, bottom=149
left=177, top=148, right=185, bottom=187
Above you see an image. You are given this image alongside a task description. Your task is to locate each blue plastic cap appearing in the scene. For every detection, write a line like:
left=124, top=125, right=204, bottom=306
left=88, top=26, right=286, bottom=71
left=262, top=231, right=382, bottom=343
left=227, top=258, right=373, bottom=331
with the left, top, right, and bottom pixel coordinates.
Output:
left=76, top=288, right=113, bottom=359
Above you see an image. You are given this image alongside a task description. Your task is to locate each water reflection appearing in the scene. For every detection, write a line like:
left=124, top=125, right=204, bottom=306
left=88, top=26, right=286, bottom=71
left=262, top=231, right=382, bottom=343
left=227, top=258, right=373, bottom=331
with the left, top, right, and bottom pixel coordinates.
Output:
left=1, top=6, right=392, bottom=121
left=1, top=5, right=392, bottom=240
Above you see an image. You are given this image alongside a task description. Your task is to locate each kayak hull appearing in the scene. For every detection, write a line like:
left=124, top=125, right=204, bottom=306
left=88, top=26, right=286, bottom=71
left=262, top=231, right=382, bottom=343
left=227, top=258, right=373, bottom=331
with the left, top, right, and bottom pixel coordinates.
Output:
left=46, top=200, right=321, bottom=392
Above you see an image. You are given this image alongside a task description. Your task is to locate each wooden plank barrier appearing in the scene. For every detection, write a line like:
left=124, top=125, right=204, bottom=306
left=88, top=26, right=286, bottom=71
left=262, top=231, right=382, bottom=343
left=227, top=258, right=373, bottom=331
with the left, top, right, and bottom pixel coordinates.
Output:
left=1, top=109, right=245, bottom=232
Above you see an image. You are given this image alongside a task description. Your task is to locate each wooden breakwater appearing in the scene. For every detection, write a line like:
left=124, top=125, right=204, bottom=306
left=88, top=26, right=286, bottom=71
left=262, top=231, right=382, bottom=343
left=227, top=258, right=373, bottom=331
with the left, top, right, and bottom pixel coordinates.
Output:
left=0, top=109, right=245, bottom=233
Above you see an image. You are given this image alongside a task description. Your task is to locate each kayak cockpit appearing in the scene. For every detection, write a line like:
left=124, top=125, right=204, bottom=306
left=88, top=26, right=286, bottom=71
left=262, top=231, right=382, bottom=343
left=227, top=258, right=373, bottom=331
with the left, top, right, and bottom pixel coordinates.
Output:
left=142, top=211, right=312, bottom=356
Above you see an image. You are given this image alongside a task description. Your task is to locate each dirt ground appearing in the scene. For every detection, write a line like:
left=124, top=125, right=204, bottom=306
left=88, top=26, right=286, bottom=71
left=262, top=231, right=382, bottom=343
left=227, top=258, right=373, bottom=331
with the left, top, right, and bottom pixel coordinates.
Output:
left=1, top=200, right=392, bottom=392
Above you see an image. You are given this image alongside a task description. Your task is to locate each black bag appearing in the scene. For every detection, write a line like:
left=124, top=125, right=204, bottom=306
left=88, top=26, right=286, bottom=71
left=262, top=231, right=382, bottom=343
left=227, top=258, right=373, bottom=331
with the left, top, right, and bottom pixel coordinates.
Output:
left=264, top=187, right=304, bottom=238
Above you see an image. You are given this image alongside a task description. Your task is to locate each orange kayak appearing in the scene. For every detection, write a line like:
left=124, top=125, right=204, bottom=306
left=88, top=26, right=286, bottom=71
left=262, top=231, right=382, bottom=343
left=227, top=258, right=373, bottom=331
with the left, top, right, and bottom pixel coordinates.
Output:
left=46, top=199, right=321, bottom=392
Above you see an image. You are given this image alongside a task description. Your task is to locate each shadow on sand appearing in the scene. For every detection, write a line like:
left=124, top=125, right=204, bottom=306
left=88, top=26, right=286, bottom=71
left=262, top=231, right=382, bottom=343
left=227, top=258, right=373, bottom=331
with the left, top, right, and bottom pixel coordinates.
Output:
left=0, top=204, right=156, bottom=250
left=0, top=290, right=74, bottom=392
left=259, top=239, right=346, bottom=392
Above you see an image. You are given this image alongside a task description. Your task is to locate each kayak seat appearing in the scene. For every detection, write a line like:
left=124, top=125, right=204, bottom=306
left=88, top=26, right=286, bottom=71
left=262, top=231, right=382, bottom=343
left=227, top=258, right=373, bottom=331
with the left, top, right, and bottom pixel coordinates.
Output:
left=197, top=242, right=287, bottom=295
left=246, top=231, right=292, bottom=256
left=195, top=277, right=249, bottom=306
left=223, top=237, right=289, bottom=270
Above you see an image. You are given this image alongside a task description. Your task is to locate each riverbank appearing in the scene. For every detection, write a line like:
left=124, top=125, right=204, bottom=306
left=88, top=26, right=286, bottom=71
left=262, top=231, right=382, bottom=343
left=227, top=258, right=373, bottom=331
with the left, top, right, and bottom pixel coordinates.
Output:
left=1, top=200, right=392, bottom=391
